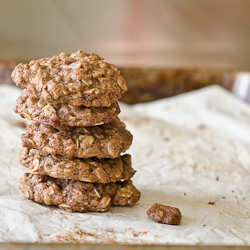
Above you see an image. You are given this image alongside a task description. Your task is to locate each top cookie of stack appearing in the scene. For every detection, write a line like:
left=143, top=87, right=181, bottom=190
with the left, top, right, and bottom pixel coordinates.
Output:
left=13, top=50, right=127, bottom=127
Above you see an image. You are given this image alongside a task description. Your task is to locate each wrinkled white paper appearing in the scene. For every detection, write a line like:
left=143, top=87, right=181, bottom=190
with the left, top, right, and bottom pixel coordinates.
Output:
left=0, top=84, right=249, bottom=245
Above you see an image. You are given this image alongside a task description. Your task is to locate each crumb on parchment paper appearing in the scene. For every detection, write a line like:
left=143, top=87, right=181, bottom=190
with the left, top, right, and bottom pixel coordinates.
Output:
left=147, top=203, right=182, bottom=225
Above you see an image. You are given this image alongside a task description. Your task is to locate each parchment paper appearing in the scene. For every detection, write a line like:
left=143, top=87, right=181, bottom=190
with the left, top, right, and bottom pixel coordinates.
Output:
left=0, top=84, right=250, bottom=245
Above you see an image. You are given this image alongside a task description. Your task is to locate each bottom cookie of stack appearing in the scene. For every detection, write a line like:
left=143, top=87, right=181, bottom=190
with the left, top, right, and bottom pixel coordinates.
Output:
left=19, top=173, right=141, bottom=212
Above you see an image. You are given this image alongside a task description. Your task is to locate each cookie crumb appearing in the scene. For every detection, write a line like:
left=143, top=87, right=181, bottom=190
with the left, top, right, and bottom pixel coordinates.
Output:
left=208, top=201, right=215, bottom=205
left=146, top=203, right=182, bottom=225
left=197, top=124, right=206, bottom=129
left=13, top=121, right=26, bottom=128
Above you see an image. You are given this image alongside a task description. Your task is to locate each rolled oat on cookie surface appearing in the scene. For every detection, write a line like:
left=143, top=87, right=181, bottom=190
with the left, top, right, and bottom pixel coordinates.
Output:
left=15, top=90, right=120, bottom=127
left=19, top=173, right=141, bottom=212
left=11, top=50, right=127, bottom=107
left=20, top=147, right=135, bottom=183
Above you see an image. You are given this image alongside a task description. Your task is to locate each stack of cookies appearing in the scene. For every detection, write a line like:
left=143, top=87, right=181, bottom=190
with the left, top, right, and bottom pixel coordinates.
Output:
left=12, top=50, right=140, bottom=212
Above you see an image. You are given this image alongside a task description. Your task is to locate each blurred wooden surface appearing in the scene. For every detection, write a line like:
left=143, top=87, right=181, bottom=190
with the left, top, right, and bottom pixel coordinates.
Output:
left=120, top=67, right=233, bottom=104
left=0, top=0, right=250, bottom=69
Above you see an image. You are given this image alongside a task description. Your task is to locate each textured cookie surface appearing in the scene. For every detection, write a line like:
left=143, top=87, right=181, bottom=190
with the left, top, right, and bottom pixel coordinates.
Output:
left=22, top=119, right=132, bottom=159
left=19, top=173, right=141, bottom=212
left=15, top=90, right=120, bottom=127
left=20, top=147, right=135, bottom=183
left=12, top=50, right=127, bottom=107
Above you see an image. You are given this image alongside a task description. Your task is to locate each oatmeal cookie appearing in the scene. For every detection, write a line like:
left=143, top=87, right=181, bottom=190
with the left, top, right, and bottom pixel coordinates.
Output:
left=15, top=90, right=120, bottom=127
left=20, top=147, right=135, bottom=183
left=22, top=119, right=132, bottom=159
left=12, top=50, right=127, bottom=107
left=19, top=173, right=141, bottom=212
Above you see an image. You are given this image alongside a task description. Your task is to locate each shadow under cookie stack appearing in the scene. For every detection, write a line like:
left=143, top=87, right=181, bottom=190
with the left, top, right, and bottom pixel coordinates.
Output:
left=12, top=50, right=140, bottom=212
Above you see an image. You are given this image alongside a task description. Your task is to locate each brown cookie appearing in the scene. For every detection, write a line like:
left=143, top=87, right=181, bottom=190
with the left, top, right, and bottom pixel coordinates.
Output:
left=20, top=147, right=135, bottom=183
left=19, top=173, right=141, bottom=212
left=11, top=50, right=127, bottom=107
left=15, top=90, right=120, bottom=127
left=22, top=119, right=132, bottom=159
